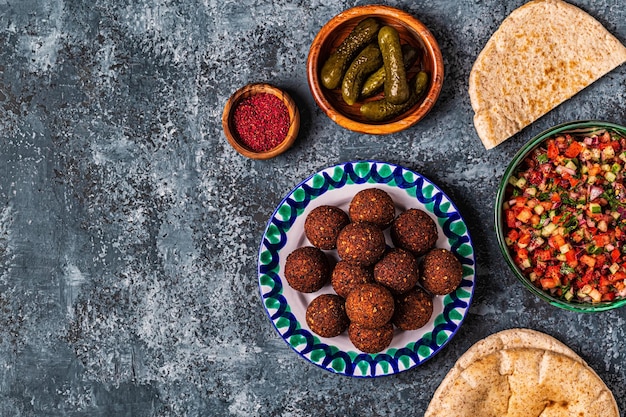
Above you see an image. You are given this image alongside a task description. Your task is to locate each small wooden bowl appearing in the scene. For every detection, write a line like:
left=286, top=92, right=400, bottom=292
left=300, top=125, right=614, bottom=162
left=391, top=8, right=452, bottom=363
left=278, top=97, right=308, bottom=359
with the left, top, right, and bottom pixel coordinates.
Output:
left=222, top=83, right=300, bottom=160
left=307, top=5, right=444, bottom=134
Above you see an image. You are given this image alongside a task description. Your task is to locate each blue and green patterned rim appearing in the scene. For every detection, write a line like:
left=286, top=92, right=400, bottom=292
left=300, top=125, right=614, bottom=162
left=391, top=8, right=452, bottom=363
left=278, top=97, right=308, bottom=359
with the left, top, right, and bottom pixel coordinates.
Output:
left=258, top=160, right=476, bottom=377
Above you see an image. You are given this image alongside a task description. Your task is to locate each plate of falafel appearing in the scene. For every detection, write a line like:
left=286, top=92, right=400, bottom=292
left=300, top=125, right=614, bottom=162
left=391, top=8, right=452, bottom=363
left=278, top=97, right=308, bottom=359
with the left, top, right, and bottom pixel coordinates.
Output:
left=258, top=160, right=475, bottom=377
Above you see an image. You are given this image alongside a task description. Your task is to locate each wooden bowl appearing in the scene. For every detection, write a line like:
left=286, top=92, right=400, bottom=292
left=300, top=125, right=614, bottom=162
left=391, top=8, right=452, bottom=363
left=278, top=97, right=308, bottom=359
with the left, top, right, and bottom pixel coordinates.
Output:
left=222, top=83, right=300, bottom=160
left=307, top=5, right=444, bottom=134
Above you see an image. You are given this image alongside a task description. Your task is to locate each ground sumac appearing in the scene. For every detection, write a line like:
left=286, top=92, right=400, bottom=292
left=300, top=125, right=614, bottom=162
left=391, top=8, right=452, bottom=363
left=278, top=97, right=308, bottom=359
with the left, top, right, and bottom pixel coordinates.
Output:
left=232, top=93, right=290, bottom=152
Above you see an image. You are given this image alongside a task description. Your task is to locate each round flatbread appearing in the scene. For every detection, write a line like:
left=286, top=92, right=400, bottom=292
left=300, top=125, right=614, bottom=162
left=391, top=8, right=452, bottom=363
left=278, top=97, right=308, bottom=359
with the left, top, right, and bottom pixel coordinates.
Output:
left=426, top=348, right=618, bottom=416
left=455, top=328, right=585, bottom=369
left=425, top=329, right=620, bottom=417
left=469, top=0, right=626, bottom=149
left=426, top=328, right=586, bottom=413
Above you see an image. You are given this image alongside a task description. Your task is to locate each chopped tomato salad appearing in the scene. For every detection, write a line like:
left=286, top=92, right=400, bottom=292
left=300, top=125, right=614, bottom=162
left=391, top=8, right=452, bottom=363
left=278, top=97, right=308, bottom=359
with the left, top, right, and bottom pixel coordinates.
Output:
left=503, top=130, right=626, bottom=303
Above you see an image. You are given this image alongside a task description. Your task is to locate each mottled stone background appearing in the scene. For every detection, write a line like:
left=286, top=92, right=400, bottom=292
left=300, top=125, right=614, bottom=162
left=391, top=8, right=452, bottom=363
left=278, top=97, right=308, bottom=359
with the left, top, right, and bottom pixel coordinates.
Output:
left=0, top=0, right=625, bottom=415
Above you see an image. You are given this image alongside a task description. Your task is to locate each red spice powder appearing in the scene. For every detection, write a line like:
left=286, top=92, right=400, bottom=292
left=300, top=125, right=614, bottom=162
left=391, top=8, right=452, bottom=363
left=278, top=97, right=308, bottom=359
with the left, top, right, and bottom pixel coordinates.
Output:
left=232, top=93, right=290, bottom=152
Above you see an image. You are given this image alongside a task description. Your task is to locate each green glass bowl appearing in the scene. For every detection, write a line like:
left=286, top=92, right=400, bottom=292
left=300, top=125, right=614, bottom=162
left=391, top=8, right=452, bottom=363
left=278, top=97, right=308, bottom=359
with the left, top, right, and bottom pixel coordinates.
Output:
left=495, top=120, right=626, bottom=312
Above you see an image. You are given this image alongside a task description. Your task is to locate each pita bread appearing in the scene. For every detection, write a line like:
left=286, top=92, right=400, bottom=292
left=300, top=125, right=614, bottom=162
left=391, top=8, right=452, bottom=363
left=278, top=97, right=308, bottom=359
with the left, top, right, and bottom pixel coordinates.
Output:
left=432, top=328, right=585, bottom=394
left=469, top=0, right=626, bottom=149
left=427, top=348, right=619, bottom=417
left=425, top=329, right=620, bottom=417
left=454, top=328, right=585, bottom=369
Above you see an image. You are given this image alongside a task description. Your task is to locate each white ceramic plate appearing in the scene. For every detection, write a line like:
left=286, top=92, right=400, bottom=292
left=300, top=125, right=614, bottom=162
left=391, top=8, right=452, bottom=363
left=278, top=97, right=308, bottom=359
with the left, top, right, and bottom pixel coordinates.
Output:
left=258, top=161, right=475, bottom=377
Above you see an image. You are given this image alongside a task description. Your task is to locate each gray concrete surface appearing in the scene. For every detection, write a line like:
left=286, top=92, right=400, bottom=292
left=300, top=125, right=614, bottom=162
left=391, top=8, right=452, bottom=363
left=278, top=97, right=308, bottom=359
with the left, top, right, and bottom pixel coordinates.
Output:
left=0, top=0, right=625, bottom=415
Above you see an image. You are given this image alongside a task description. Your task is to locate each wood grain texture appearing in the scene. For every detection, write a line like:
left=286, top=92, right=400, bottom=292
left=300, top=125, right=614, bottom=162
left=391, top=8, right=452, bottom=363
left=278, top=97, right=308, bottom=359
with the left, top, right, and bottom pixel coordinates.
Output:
left=307, top=5, right=444, bottom=134
left=222, top=83, right=300, bottom=159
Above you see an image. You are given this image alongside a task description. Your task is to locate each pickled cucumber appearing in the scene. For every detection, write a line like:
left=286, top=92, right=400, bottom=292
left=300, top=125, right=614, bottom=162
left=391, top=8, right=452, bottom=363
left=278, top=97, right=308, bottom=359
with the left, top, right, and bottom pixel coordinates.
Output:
left=320, top=17, right=380, bottom=90
left=414, top=71, right=429, bottom=98
left=341, top=44, right=383, bottom=106
left=360, top=71, right=429, bottom=122
left=378, top=25, right=409, bottom=105
left=361, top=44, right=419, bottom=98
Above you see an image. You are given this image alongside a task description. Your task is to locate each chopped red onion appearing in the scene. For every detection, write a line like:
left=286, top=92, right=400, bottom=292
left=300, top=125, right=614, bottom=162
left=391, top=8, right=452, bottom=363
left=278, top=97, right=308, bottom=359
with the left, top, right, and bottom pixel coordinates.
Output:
left=589, top=185, right=604, bottom=201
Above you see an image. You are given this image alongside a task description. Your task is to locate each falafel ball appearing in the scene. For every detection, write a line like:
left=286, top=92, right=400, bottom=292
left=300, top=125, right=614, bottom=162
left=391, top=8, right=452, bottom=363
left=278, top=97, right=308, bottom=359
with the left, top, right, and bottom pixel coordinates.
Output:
left=348, top=322, right=394, bottom=353
left=284, top=246, right=330, bottom=293
left=336, top=222, right=386, bottom=266
left=306, top=294, right=349, bottom=338
left=420, top=248, right=463, bottom=295
left=392, top=287, right=433, bottom=330
left=345, top=283, right=394, bottom=328
left=304, top=205, right=350, bottom=250
left=373, top=248, right=419, bottom=294
left=349, top=188, right=396, bottom=228
left=391, top=208, right=438, bottom=257
left=331, top=260, right=374, bottom=299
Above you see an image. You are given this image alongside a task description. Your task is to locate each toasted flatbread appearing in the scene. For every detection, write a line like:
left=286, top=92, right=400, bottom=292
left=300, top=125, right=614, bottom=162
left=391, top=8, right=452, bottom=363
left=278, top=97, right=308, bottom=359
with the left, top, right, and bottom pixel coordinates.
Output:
left=439, top=329, right=585, bottom=387
left=425, top=329, right=620, bottom=417
left=454, top=328, right=585, bottom=369
left=426, top=348, right=619, bottom=417
left=469, top=0, right=626, bottom=149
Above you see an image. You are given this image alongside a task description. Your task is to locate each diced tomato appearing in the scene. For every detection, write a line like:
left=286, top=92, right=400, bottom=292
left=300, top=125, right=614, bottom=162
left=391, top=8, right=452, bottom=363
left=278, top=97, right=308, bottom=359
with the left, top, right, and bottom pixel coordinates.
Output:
left=506, top=210, right=517, bottom=228
left=545, top=265, right=561, bottom=280
left=514, top=196, right=528, bottom=206
left=540, top=267, right=561, bottom=289
left=609, top=271, right=626, bottom=282
left=602, top=292, right=616, bottom=302
left=517, top=248, right=529, bottom=260
left=528, top=170, right=543, bottom=185
left=535, top=249, right=553, bottom=262
left=540, top=277, right=559, bottom=289
left=599, top=276, right=612, bottom=287
left=580, top=254, right=596, bottom=268
left=563, top=174, right=579, bottom=187
left=533, top=263, right=547, bottom=276
left=600, top=131, right=611, bottom=142
left=599, top=140, right=620, bottom=152
left=515, top=207, right=533, bottom=223
left=507, top=229, right=519, bottom=242
left=564, top=141, right=583, bottom=158
left=565, top=249, right=578, bottom=267
left=588, top=165, right=602, bottom=176
left=547, top=141, right=559, bottom=159
left=530, top=214, right=541, bottom=226
left=548, top=235, right=566, bottom=249
left=611, top=141, right=620, bottom=152
left=518, top=231, right=531, bottom=247
left=593, top=234, right=611, bottom=247
left=611, top=248, right=621, bottom=263
left=579, top=270, right=595, bottom=286
left=571, top=231, right=584, bottom=243
left=595, top=254, right=608, bottom=267
left=550, top=193, right=561, bottom=203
